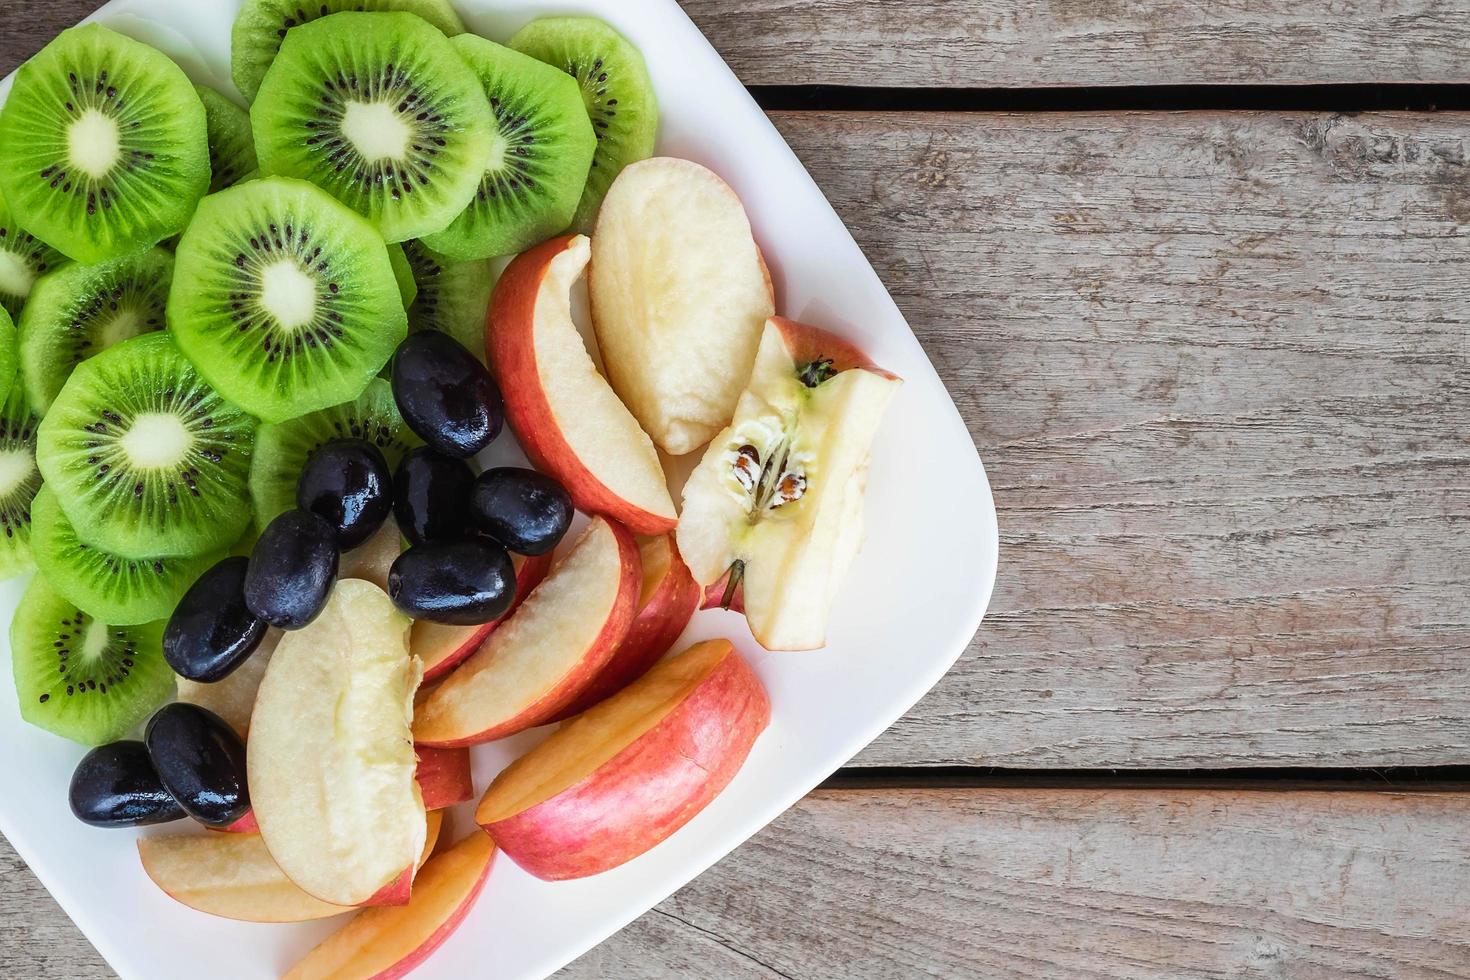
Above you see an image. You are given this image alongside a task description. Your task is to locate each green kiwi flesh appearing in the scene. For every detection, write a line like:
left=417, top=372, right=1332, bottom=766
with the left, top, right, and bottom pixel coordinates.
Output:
left=509, top=17, right=658, bottom=231
left=402, top=239, right=491, bottom=360
left=0, top=307, right=16, bottom=409
left=388, top=242, right=417, bottom=308
left=231, top=0, right=467, bottom=103
left=19, top=246, right=172, bottom=414
left=0, top=25, right=210, bottom=263
left=0, top=386, right=42, bottom=580
left=0, top=194, right=64, bottom=319
left=168, top=176, right=406, bottom=422
left=11, top=575, right=172, bottom=746
left=196, top=84, right=259, bottom=193
left=36, top=332, right=256, bottom=559
left=250, top=12, right=494, bottom=244
left=31, top=485, right=223, bottom=626
left=249, top=376, right=416, bottom=526
left=420, top=35, right=595, bottom=261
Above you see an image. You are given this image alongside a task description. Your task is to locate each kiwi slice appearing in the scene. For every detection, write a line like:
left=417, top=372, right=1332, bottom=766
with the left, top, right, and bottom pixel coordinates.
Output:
left=388, top=243, right=417, bottom=308
left=0, top=307, right=16, bottom=407
left=0, top=386, right=42, bottom=580
left=249, top=376, right=416, bottom=527
left=31, top=486, right=223, bottom=626
left=0, top=194, right=64, bottom=320
left=419, top=35, right=596, bottom=261
left=196, top=85, right=259, bottom=194
left=250, top=12, right=494, bottom=244
left=0, top=24, right=210, bottom=264
left=169, top=176, right=406, bottom=422
left=509, top=17, right=658, bottom=231
left=36, top=332, right=256, bottom=559
left=231, top=0, right=467, bottom=103
left=18, top=247, right=171, bottom=414
left=11, top=575, right=172, bottom=746
left=401, top=240, right=491, bottom=360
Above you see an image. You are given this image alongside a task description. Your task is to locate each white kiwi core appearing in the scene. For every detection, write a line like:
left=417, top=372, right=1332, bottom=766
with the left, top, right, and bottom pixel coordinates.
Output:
left=67, top=109, right=122, bottom=179
left=341, top=101, right=411, bottom=163
left=97, top=309, right=143, bottom=349
left=120, top=413, right=192, bottom=469
left=259, top=260, right=317, bottom=330
left=81, top=618, right=111, bottom=662
left=0, top=251, right=35, bottom=302
left=0, top=449, right=34, bottom=498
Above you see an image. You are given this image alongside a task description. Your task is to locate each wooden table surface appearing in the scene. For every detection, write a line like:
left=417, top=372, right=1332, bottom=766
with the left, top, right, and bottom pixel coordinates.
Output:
left=3, top=1, right=1468, bottom=977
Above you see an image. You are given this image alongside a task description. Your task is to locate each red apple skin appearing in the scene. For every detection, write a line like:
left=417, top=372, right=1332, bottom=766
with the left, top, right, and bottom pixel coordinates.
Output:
left=361, top=865, right=414, bottom=908
left=414, top=747, right=473, bottom=811
left=478, top=645, right=770, bottom=880
left=489, top=235, right=677, bottom=536
left=417, top=553, right=553, bottom=684
left=414, top=519, right=643, bottom=748
left=208, top=810, right=260, bottom=835
left=550, top=537, right=700, bottom=721
left=365, top=846, right=495, bottom=980
left=284, top=833, right=496, bottom=980
left=700, top=567, right=746, bottom=614
left=770, top=315, right=899, bottom=380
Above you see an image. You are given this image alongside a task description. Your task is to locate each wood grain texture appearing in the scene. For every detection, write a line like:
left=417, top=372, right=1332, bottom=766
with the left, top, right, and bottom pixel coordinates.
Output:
left=679, top=0, right=1470, bottom=88
left=566, top=788, right=1470, bottom=979
left=11, top=788, right=1470, bottom=979
left=765, top=110, right=1470, bottom=768
left=0, top=0, right=101, bottom=78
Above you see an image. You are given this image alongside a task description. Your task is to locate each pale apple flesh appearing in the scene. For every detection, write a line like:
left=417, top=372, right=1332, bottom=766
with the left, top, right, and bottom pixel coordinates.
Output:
left=248, top=580, right=426, bottom=907
left=413, top=517, right=640, bottom=747
left=551, top=533, right=700, bottom=720
left=478, top=639, right=770, bottom=881
left=284, top=832, right=496, bottom=980
left=340, top=516, right=405, bottom=591
left=590, top=158, right=776, bottom=456
left=137, top=811, right=444, bottom=924
left=176, top=629, right=281, bottom=738
left=678, top=317, right=901, bottom=650
left=209, top=747, right=467, bottom=840
left=413, top=551, right=553, bottom=684
left=490, top=233, right=677, bottom=534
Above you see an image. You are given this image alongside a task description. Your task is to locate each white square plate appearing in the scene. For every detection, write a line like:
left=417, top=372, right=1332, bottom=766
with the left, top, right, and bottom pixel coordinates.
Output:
left=0, top=1, right=998, bottom=977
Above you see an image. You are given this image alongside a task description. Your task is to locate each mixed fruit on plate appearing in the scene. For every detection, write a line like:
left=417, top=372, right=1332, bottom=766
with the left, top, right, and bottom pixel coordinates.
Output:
left=0, top=1, right=901, bottom=976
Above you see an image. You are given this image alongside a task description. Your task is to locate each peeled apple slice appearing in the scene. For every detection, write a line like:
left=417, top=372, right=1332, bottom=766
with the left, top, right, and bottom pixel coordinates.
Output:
left=247, top=579, right=425, bottom=907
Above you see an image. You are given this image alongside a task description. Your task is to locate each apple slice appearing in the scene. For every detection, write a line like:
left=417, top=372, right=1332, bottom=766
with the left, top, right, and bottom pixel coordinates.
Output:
left=138, top=811, right=444, bottom=924
left=590, top=158, right=775, bottom=456
left=413, top=517, right=640, bottom=747
left=489, top=234, right=677, bottom=534
left=412, top=551, right=553, bottom=684
left=248, top=580, right=426, bottom=907
left=340, top=515, right=404, bottom=591
left=210, top=748, right=467, bottom=840
left=678, top=317, right=901, bottom=651
left=176, top=628, right=281, bottom=738
left=478, top=639, right=769, bottom=880
left=414, top=746, right=473, bottom=811
left=550, top=533, right=700, bottom=720
left=284, top=832, right=495, bottom=980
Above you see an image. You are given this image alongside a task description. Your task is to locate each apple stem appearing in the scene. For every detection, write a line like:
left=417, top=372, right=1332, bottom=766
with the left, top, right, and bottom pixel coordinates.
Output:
left=719, top=560, right=746, bottom=610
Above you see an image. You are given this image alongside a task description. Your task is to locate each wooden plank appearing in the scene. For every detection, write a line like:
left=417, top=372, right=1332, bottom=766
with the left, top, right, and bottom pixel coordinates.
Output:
left=679, top=1, right=1470, bottom=88
left=757, top=110, right=1470, bottom=768
left=10, top=1, right=1467, bottom=89
left=0, top=1, right=99, bottom=78
left=566, top=788, right=1470, bottom=979
left=8, top=789, right=1469, bottom=978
